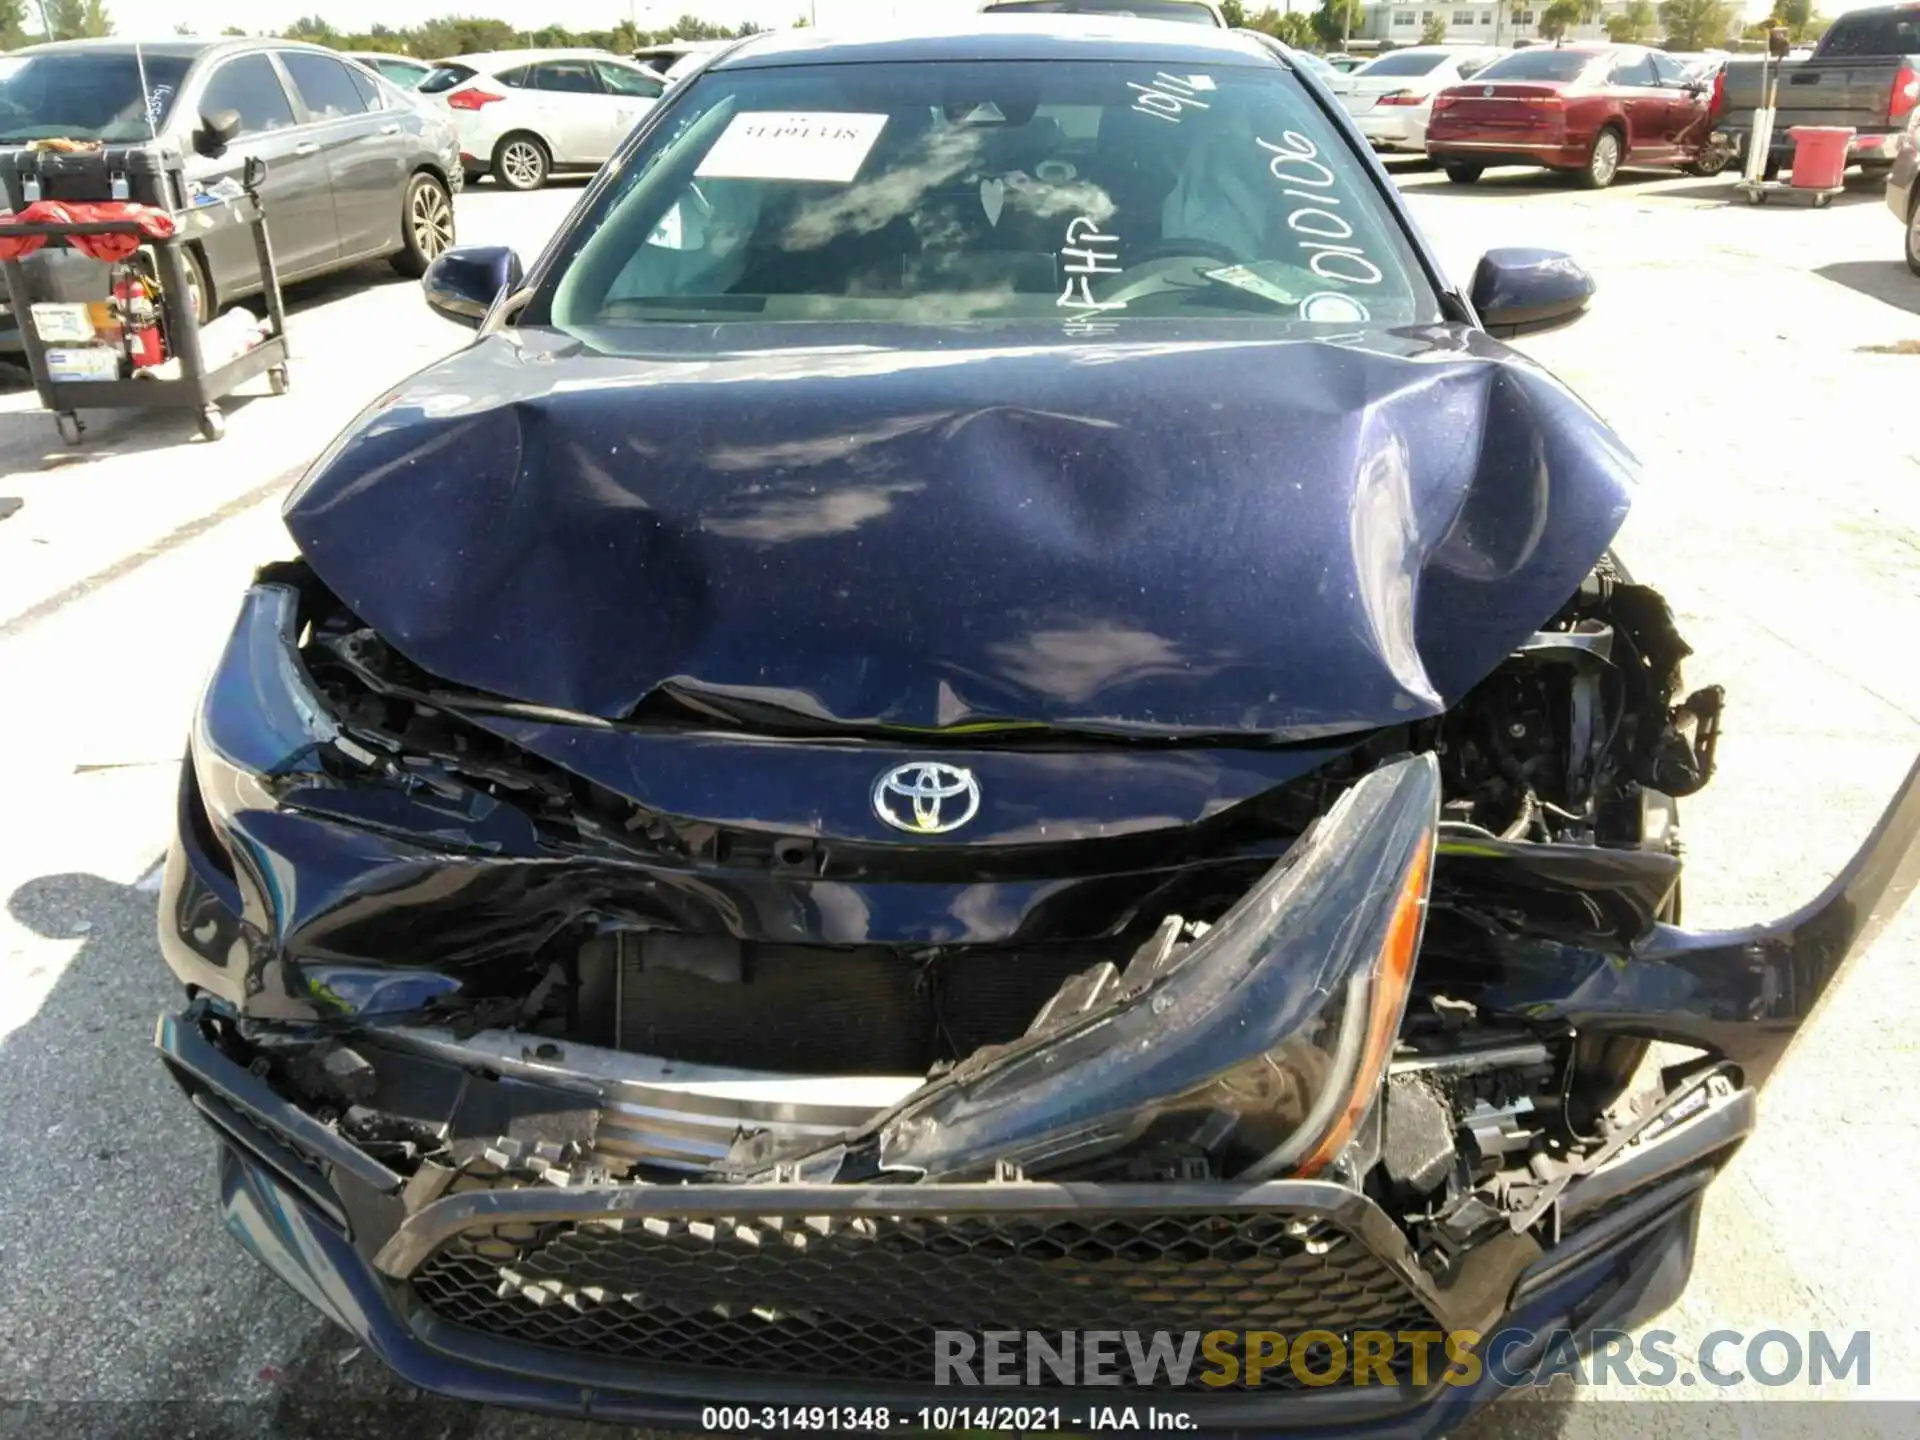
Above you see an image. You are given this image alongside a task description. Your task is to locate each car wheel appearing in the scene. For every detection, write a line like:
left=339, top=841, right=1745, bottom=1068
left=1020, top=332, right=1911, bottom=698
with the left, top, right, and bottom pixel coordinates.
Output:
left=391, top=173, right=456, bottom=278
left=1686, top=142, right=1731, bottom=178
left=493, top=134, right=549, bottom=192
left=1905, top=190, right=1920, bottom=277
left=1443, top=162, right=1482, bottom=184
left=1578, top=128, right=1622, bottom=190
left=163, top=243, right=212, bottom=327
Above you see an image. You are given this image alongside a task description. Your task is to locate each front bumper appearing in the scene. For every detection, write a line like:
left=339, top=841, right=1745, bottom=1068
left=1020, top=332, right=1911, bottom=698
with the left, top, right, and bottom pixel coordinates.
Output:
left=155, top=574, right=1920, bottom=1426
left=161, top=1002, right=1752, bottom=1431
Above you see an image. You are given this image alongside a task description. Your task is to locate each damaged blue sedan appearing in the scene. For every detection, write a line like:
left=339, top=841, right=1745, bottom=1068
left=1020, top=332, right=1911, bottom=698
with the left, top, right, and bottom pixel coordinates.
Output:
left=154, top=19, right=1920, bottom=1432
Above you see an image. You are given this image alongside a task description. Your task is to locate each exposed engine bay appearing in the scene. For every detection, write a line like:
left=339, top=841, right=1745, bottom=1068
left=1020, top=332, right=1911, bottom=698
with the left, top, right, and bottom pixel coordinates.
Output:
left=179, top=555, right=1734, bottom=1288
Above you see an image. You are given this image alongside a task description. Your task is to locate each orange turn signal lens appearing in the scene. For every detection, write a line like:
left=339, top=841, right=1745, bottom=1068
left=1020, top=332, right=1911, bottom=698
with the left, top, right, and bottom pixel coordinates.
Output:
left=1294, top=831, right=1433, bottom=1177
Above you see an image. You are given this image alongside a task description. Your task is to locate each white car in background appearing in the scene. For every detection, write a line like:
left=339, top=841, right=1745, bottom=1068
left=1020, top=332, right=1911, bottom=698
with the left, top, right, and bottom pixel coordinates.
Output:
left=421, top=49, right=664, bottom=190
left=344, top=51, right=435, bottom=89
left=1330, top=46, right=1504, bottom=154
left=635, top=38, right=735, bottom=84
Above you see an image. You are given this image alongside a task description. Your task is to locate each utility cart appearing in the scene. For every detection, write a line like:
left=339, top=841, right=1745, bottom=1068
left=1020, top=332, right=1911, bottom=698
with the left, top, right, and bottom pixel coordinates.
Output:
left=0, top=153, right=288, bottom=444
left=1727, top=27, right=1851, bottom=209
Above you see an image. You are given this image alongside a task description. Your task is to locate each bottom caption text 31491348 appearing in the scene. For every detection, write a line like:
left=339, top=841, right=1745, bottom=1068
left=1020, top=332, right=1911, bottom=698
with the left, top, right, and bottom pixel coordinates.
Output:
left=701, top=1405, right=1198, bottom=1431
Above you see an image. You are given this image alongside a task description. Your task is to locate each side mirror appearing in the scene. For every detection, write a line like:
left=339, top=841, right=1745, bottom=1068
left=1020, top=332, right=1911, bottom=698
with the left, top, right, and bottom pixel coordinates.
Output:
left=196, top=109, right=242, bottom=158
left=1469, top=247, right=1594, bottom=338
left=422, top=244, right=524, bottom=328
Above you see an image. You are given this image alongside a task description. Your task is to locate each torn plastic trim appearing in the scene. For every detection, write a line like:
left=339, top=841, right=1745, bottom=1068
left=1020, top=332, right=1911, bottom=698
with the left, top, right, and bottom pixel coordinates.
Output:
left=735, top=754, right=1441, bottom=1185
left=155, top=1006, right=405, bottom=1212
left=1483, top=752, right=1920, bottom=1089
left=1554, top=1077, right=1753, bottom=1229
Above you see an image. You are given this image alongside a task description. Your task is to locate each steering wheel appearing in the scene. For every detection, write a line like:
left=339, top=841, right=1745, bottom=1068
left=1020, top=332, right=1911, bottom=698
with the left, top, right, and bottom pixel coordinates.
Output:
left=1122, top=237, right=1247, bottom=269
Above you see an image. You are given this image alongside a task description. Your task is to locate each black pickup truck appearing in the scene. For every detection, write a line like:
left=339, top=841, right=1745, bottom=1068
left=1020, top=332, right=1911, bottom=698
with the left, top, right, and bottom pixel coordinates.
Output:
left=1716, top=4, right=1920, bottom=177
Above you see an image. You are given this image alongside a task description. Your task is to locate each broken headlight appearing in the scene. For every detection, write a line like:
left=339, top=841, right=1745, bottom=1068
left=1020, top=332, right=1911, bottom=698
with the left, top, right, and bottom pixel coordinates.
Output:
left=759, top=754, right=1440, bottom=1185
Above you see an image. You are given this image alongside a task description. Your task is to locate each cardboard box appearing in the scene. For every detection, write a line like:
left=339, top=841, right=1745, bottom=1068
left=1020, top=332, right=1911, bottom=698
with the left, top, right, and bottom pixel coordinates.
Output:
left=45, top=346, right=122, bottom=382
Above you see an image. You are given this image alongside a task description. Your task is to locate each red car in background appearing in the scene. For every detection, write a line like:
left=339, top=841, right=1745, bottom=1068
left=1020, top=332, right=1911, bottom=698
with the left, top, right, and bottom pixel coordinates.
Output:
left=1426, top=44, right=1721, bottom=188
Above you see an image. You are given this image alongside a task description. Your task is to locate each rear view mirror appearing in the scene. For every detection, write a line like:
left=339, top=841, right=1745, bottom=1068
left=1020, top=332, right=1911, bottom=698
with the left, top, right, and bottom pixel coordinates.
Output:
left=422, top=244, right=524, bottom=328
left=1469, top=247, right=1595, bottom=338
left=196, top=109, right=242, bottom=158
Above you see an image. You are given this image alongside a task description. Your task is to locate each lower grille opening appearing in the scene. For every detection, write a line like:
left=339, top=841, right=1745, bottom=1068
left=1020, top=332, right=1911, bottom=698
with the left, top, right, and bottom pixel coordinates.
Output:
left=582, top=933, right=1100, bottom=1075
left=411, top=1206, right=1441, bottom=1390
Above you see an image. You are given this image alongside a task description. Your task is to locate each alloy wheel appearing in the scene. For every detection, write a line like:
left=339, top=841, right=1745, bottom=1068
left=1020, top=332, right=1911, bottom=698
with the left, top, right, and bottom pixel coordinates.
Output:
left=1590, top=132, right=1620, bottom=188
left=501, top=141, right=544, bottom=190
left=411, top=181, right=454, bottom=261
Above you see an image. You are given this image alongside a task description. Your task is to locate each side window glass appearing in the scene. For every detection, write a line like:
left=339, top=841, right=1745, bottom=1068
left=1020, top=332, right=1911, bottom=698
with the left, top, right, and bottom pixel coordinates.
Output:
left=345, top=66, right=385, bottom=111
left=596, top=61, right=664, bottom=98
left=281, top=52, right=371, bottom=120
left=495, top=66, right=531, bottom=89
left=532, top=61, right=602, bottom=95
left=198, top=53, right=297, bottom=137
left=1650, top=53, right=1688, bottom=87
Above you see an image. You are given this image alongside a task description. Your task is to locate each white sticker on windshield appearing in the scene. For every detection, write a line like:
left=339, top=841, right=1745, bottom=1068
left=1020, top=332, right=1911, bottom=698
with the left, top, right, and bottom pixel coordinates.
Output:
left=694, top=111, right=889, bottom=184
left=1204, top=266, right=1300, bottom=308
left=1300, top=291, right=1372, bottom=323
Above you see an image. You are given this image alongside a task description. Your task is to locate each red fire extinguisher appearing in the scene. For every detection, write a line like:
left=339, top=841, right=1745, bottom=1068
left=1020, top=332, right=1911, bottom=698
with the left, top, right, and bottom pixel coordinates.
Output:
left=113, top=270, right=165, bottom=369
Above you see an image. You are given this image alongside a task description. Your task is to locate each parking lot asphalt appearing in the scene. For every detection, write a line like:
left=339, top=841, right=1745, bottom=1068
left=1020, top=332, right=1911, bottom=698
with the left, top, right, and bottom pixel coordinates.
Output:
left=2, top=162, right=1917, bottom=1439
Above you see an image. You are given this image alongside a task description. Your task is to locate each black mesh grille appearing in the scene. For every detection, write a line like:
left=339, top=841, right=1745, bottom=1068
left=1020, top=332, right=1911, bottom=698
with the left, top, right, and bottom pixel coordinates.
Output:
left=410, top=1207, right=1440, bottom=1390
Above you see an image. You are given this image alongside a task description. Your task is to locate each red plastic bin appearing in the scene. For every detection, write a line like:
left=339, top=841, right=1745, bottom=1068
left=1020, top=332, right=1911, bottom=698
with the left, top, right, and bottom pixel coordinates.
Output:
left=1788, top=126, right=1855, bottom=190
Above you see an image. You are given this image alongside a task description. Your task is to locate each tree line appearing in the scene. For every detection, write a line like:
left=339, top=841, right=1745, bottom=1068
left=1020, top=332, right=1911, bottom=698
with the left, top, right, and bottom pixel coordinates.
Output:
left=1219, top=0, right=1827, bottom=52
left=0, top=0, right=1839, bottom=66
left=0, top=7, right=771, bottom=55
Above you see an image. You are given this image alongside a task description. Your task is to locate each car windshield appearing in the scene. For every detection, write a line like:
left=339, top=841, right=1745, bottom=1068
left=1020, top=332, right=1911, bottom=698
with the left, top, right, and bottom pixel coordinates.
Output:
left=1356, top=52, right=1448, bottom=77
left=1817, top=10, right=1920, bottom=57
left=419, top=63, right=478, bottom=94
left=982, top=1, right=1222, bottom=23
left=536, top=58, right=1437, bottom=335
left=1473, top=49, right=1594, bottom=81
left=0, top=51, right=194, bottom=143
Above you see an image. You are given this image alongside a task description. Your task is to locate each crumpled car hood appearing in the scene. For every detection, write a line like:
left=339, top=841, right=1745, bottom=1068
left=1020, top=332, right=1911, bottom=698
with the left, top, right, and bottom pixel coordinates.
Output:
left=284, top=321, right=1635, bottom=736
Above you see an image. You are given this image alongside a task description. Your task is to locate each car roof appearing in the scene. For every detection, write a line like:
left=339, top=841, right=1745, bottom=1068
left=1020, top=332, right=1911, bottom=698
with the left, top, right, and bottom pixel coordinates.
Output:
left=10, top=36, right=373, bottom=64
left=346, top=51, right=426, bottom=62
left=13, top=38, right=215, bottom=59
left=710, top=16, right=1276, bottom=71
left=440, top=48, right=622, bottom=69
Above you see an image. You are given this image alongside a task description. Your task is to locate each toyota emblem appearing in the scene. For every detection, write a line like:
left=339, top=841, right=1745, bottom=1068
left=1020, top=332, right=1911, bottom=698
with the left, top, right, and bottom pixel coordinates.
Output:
left=873, top=762, right=981, bottom=835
